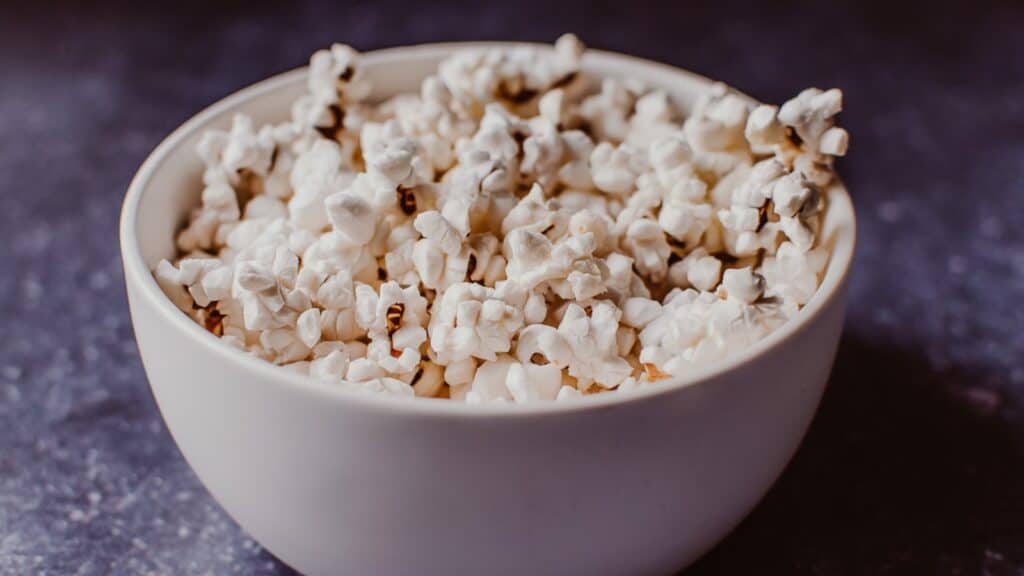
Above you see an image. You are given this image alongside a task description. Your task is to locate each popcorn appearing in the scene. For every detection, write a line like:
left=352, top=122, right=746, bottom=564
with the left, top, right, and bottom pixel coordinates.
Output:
left=506, top=362, right=562, bottom=403
left=154, top=259, right=200, bottom=311
left=514, top=324, right=573, bottom=368
left=403, top=362, right=440, bottom=398
left=309, top=348, right=350, bottom=381
left=361, top=120, right=433, bottom=191
left=747, top=88, right=848, bottom=187
left=296, top=308, right=322, bottom=348
left=761, top=242, right=828, bottom=313
left=684, top=83, right=749, bottom=152
left=288, top=140, right=355, bottom=232
left=556, top=302, right=633, bottom=389
left=428, top=282, right=524, bottom=364
left=639, top=289, right=775, bottom=375
left=501, top=184, right=566, bottom=238
left=156, top=36, right=848, bottom=403
left=324, top=190, right=376, bottom=246
left=356, top=281, right=429, bottom=375
left=439, top=147, right=515, bottom=235
left=620, top=297, right=662, bottom=329
left=307, top=44, right=371, bottom=107
left=504, top=228, right=605, bottom=300
left=388, top=76, right=476, bottom=172
left=720, top=267, right=766, bottom=304
left=623, top=218, right=672, bottom=282
left=438, top=34, right=583, bottom=119
left=520, top=121, right=565, bottom=188
left=626, top=91, right=680, bottom=148
left=465, top=358, right=514, bottom=404
left=666, top=247, right=722, bottom=291
left=259, top=327, right=310, bottom=365
left=590, top=142, right=643, bottom=195
left=556, top=385, right=583, bottom=401
left=177, top=182, right=241, bottom=253
left=412, top=210, right=473, bottom=290
left=579, top=78, right=643, bottom=142
left=443, top=358, right=478, bottom=387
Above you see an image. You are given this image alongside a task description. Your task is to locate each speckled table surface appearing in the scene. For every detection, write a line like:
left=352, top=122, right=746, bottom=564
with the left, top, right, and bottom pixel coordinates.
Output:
left=2, top=1, right=1022, bottom=574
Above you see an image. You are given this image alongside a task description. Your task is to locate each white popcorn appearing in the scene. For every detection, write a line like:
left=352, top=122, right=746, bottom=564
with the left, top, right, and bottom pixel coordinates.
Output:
left=667, top=247, right=722, bottom=291
left=590, top=142, right=642, bottom=195
left=639, top=289, right=777, bottom=376
left=515, top=324, right=573, bottom=367
left=717, top=162, right=810, bottom=258
left=466, top=358, right=514, bottom=404
left=752, top=88, right=849, bottom=187
left=439, top=147, right=514, bottom=235
left=761, top=242, right=828, bottom=312
left=504, top=229, right=605, bottom=300
left=289, top=140, right=354, bottom=232
left=387, top=76, right=476, bottom=172
left=556, top=385, right=583, bottom=401
left=557, top=130, right=596, bottom=190
left=200, top=265, right=234, bottom=303
left=620, top=297, right=662, bottom=329
left=352, top=285, right=419, bottom=376
left=438, top=34, right=583, bottom=119
left=443, top=357, right=478, bottom=387
left=520, top=121, right=565, bottom=188
left=307, top=44, right=371, bottom=107
left=538, top=88, right=569, bottom=126
left=506, top=362, right=562, bottom=403
left=745, top=104, right=785, bottom=154
left=688, top=252, right=723, bottom=292
left=626, top=90, right=680, bottom=148
left=623, top=218, right=671, bottom=282
left=315, top=270, right=355, bottom=309
left=579, top=78, right=643, bottom=142
left=361, top=120, right=433, bottom=190
left=684, top=83, right=749, bottom=152
left=771, top=172, right=816, bottom=219
left=601, top=251, right=651, bottom=303
left=556, top=302, right=633, bottom=389
left=324, top=191, right=376, bottom=246
left=301, top=230, right=378, bottom=282
left=658, top=184, right=713, bottom=248
left=428, top=283, right=524, bottom=364
left=721, top=267, right=766, bottom=304
left=156, top=37, right=847, bottom=404
left=154, top=259, right=198, bottom=311
left=177, top=180, right=241, bottom=253
left=296, top=308, right=322, bottom=348
left=309, top=348, right=350, bottom=381
left=259, top=328, right=310, bottom=365
left=412, top=210, right=473, bottom=291
left=501, top=184, right=566, bottom=238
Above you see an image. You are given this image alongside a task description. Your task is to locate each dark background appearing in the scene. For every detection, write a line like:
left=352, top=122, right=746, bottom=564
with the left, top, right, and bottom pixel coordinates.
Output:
left=1, top=1, right=1022, bottom=574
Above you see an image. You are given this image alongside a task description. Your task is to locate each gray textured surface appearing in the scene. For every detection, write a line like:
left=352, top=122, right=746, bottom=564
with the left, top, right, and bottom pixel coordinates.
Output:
left=2, top=1, right=1023, bottom=574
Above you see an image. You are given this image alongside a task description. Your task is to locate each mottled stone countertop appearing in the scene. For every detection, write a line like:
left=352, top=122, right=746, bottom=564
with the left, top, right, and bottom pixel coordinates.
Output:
left=1, top=1, right=1022, bottom=574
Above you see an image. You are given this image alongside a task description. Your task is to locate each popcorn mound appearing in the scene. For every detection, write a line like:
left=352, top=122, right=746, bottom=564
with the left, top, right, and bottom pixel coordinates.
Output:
left=154, top=35, right=849, bottom=404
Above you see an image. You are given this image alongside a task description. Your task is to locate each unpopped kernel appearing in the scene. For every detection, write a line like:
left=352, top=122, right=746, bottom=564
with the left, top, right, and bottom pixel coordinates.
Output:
left=156, top=35, right=848, bottom=403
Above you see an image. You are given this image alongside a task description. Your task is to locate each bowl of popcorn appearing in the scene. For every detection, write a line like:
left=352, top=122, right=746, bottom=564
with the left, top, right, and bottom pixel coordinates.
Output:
left=121, top=35, right=855, bottom=576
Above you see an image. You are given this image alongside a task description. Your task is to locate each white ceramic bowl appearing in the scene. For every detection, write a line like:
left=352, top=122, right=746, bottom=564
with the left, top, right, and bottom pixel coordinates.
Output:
left=121, top=43, right=856, bottom=576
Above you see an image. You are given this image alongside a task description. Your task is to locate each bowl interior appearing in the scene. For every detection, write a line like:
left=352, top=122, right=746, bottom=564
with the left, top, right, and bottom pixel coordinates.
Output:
left=123, top=43, right=855, bottom=412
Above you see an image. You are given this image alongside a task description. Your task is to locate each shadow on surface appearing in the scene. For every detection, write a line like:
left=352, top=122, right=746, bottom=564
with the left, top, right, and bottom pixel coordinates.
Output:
left=686, top=333, right=1024, bottom=574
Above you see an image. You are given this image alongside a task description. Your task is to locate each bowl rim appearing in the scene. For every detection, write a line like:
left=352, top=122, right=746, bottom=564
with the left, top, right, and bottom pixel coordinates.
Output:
left=120, top=41, right=857, bottom=418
